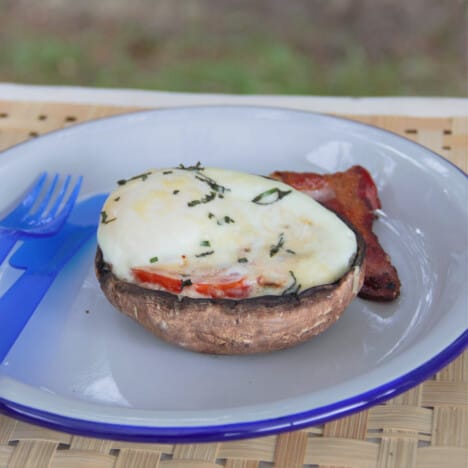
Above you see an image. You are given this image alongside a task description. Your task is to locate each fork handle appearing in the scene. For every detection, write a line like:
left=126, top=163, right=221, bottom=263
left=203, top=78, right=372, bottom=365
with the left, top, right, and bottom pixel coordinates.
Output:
left=0, top=272, right=53, bottom=361
left=0, top=231, right=19, bottom=264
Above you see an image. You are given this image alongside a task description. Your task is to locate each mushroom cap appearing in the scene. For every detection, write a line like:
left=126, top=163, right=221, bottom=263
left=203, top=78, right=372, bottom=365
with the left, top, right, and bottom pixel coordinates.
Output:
left=95, top=230, right=365, bottom=355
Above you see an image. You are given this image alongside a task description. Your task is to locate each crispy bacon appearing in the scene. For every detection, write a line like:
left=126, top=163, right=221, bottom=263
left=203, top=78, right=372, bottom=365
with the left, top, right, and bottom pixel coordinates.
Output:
left=271, top=166, right=400, bottom=301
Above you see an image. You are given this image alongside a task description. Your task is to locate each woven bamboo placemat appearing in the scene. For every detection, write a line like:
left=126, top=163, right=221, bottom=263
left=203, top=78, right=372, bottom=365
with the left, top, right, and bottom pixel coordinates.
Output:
left=0, top=100, right=466, bottom=468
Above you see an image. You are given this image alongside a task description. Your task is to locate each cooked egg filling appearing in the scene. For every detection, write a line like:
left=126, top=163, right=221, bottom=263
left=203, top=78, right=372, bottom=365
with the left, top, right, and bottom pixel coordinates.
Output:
left=97, top=165, right=357, bottom=299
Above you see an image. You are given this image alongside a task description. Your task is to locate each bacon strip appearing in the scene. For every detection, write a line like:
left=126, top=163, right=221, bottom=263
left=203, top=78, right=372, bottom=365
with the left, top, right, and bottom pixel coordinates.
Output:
left=271, top=166, right=400, bottom=301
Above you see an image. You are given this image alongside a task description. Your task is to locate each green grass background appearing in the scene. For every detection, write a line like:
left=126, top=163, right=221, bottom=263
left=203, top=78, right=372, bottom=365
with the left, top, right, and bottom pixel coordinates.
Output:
left=1, top=1, right=466, bottom=96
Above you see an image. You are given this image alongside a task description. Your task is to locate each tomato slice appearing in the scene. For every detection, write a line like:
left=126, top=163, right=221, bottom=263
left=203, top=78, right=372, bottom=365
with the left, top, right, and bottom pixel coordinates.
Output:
left=132, top=268, right=183, bottom=294
left=194, top=277, right=250, bottom=299
left=132, top=268, right=251, bottom=299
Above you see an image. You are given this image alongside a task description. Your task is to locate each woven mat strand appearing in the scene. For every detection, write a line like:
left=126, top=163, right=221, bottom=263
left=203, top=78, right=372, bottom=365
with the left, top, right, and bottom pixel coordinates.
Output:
left=0, top=100, right=466, bottom=468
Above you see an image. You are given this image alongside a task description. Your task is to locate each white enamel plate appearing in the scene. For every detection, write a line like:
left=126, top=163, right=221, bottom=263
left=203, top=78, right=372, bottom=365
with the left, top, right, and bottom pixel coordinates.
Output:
left=0, top=107, right=466, bottom=442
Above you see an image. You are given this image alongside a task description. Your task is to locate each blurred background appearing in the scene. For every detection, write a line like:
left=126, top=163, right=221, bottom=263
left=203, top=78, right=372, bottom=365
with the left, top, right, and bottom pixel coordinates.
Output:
left=1, top=0, right=466, bottom=96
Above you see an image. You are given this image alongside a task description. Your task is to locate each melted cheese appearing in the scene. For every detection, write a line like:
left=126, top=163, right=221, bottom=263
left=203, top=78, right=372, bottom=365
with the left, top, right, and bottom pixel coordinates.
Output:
left=97, top=167, right=357, bottom=298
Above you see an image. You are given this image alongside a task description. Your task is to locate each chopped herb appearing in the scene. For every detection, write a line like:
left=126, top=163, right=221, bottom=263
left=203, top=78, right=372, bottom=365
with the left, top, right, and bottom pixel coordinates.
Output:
left=178, top=161, right=204, bottom=171
left=195, top=250, right=214, bottom=257
left=181, top=279, right=193, bottom=288
left=149, top=256, right=159, bottom=263
left=207, top=212, right=235, bottom=225
left=114, top=196, right=120, bottom=202
left=117, top=171, right=152, bottom=185
left=270, top=233, right=285, bottom=257
left=213, top=214, right=235, bottom=225
left=187, top=191, right=216, bottom=207
left=252, top=187, right=292, bottom=205
left=179, top=166, right=231, bottom=209
left=173, top=189, right=180, bottom=195
left=286, top=249, right=296, bottom=255
left=130, top=171, right=152, bottom=182
left=163, top=170, right=173, bottom=175
left=100, top=210, right=117, bottom=224
left=200, top=240, right=211, bottom=247
left=238, top=257, right=248, bottom=263
left=195, top=173, right=230, bottom=195
left=282, top=271, right=302, bottom=295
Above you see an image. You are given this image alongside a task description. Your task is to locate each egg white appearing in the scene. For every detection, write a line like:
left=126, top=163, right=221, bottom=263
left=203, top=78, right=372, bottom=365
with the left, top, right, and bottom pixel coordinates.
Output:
left=97, top=167, right=357, bottom=298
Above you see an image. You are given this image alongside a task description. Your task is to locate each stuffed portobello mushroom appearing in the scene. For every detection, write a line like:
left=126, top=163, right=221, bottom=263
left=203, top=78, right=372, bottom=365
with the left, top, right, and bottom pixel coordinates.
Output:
left=95, top=164, right=365, bottom=354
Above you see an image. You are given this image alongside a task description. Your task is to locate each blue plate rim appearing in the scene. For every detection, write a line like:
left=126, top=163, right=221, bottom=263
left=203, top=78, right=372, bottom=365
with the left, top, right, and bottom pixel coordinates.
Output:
left=1, top=330, right=466, bottom=443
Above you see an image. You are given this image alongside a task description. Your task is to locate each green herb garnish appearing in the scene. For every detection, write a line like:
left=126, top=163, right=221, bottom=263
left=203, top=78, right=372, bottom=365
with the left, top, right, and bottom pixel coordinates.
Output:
left=210, top=214, right=236, bottom=225
left=149, top=256, right=158, bottom=263
left=163, top=170, right=173, bottom=175
left=179, top=164, right=231, bottom=207
left=114, top=196, right=120, bottom=202
left=216, top=215, right=235, bottom=225
left=195, top=173, right=230, bottom=195
left=252, top=187, right=292, bottom=205
left=178, top=161, right=204, bottom=171
left=286, top=249, right=296, bottom=255
left=282, top=271, right=302, bottom=295
left=238, top=257, right=248, bottom=263
left=270, top=232, right=285, bottom=257
left=195, top=250, right=214, bottom=257
left=187, top=191, right=216, bottom=207
left=200, top=240, right=211, bottom=247
left=100, top=210, right=117, bottom=224
left=181, top=279, right=193, bottom=288
left=173, top=189, right=180, bottom=195
left=117, top=171, right=152, bottom=186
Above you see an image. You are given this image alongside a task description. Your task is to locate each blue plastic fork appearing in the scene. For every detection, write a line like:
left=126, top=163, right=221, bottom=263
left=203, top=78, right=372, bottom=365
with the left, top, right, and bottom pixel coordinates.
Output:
left=0, top=194, right=107, bottom=362
left=0, top=173, right=82, bottom=264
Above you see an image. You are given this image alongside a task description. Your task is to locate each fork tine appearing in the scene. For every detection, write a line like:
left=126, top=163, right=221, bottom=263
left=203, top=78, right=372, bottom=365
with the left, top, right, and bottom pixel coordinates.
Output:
left=46, top=175, right=71, bottom=217
left=2, top=172, right=48, bottom=221
left=45, top=176, right=83, bottom=229
left=27, top=173, right=59, bottom=219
